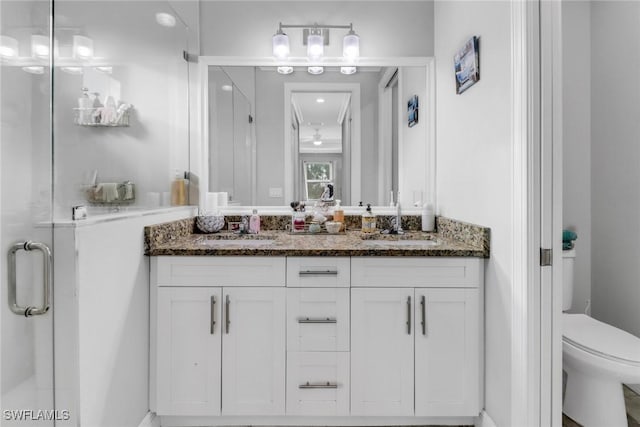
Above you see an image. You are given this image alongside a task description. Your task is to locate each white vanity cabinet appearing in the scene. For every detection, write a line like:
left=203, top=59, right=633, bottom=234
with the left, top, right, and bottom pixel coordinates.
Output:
left=150, top=255, right=484, bottom=424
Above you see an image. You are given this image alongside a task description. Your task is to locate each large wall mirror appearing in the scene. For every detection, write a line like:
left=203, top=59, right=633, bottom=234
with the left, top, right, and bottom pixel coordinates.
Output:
left=200, top=58, right=435, bottom=209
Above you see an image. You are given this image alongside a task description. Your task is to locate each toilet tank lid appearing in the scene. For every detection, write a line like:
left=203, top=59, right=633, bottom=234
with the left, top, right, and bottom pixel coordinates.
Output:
left=562, top=249, right=576, bottom=258
left=563, top=313, right=640, bottom=365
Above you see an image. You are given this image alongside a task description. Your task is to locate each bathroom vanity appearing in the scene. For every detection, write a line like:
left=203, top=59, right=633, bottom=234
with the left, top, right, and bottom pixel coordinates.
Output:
left=145, top=217, right=489, bottom=426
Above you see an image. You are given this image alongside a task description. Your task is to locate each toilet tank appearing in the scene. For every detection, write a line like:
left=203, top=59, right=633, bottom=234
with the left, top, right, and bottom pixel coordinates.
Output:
left=562, top=249, right=576, bottom=311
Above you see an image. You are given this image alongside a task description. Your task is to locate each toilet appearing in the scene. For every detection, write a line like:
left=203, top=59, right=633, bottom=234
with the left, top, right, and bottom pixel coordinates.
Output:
left=562, top=248, right=640, bottom=427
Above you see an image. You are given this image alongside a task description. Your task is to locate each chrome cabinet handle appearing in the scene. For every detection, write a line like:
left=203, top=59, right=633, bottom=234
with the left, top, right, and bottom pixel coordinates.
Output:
left=299, top=382, right=338, bottom=389
left=210, top=296, right=216, bottom=334
left=420, top=295, right=426, bottom=336
left=8, top=241, right=52, bottom=317
left=406, top=296, right=411, bottom=335
left=299, top=270, right=338, bottom=276
left=225, top=295, right=230, bottom=334
left=298, top=317, right=337, bottom=324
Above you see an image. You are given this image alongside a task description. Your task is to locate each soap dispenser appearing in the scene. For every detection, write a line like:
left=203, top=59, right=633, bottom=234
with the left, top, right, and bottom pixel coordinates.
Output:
left=333, top=199, right=345, bottom=231
left=361, top=204, right=376, bottom=233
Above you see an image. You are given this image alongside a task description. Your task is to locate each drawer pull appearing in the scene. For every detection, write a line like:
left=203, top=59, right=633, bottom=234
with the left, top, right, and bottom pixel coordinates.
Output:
left=299, top=381, right=338, bottom=389
left=210, top=295, right=216, bottom=334
left=299, top=269, right=338, bottom=276
left=225, top=295, right=230, bottom=334
left=298, top=317, right=337, bottom=324
left=420, top=295, right=426, bottom=336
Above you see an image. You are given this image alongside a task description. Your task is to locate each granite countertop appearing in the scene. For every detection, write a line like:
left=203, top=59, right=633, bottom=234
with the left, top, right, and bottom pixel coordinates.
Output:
left=145, top=216, right=490, bottom=257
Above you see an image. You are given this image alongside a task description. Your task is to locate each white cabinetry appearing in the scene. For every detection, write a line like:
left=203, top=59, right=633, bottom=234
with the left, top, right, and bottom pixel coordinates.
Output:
left=351, top=288, right=415, bottom=415
left=151, top=255, right=483, bottom=425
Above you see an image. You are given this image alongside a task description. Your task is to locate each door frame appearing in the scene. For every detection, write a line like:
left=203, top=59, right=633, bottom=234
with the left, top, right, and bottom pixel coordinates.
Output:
left=510, top=0, right=562, bottom=426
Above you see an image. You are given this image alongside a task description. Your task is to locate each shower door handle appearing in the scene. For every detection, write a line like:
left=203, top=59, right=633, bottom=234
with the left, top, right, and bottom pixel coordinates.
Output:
left=8, top=241, right=52, bottom=317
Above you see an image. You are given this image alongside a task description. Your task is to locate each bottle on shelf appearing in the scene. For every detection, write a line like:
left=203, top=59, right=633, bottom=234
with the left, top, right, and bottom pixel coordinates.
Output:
left=170, top=170, right=187, bottom=206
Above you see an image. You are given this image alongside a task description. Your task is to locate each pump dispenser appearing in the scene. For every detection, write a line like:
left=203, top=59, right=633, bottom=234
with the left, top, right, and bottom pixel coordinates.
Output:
left=361, top=204, right=376, bottom=233
left=333, top=199, right=345, bottom=231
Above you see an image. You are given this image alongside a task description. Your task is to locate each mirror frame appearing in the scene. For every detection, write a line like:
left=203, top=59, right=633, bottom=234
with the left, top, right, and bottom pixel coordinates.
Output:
left=198, top=56, right=435, bottom=213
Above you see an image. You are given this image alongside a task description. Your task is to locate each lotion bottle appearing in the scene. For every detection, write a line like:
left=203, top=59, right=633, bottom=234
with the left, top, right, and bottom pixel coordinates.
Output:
left=333, top=199, right=345, bottom=231
left=170, top=170, right=187, bottom=206
left=362, top=204, right=376, bottom=233
left=249, top=209, right=261, bottom=234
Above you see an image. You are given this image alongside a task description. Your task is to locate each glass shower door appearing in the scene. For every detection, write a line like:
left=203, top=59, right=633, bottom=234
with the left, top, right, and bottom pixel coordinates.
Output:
left=0, top=0, right=55, bottom=425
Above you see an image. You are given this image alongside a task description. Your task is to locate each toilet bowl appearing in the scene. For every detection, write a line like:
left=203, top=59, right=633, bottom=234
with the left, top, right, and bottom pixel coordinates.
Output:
left=562, top=313, right=640, bottom=427
left=562, top=248, right=640, bottom=427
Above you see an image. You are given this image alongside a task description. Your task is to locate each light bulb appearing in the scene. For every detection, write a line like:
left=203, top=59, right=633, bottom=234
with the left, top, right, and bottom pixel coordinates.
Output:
left=313, top=140, right=323, bottom=146
left=307, top=66, right=324, bottom=75
left=343, top=31, right=360, bottom=59
left=307, top=33, right=323, bottom=61
left=277, top=66, right=293, bottom=75
left=272, top=31, right=289, bottom=59
left=155, top=12, right=176, bottom=27
left=340, top=66, right=357, bottom=75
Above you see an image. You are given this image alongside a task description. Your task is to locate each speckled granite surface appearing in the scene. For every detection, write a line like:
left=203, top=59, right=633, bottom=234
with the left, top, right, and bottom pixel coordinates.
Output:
left=144, top=216, right=490, bottom=258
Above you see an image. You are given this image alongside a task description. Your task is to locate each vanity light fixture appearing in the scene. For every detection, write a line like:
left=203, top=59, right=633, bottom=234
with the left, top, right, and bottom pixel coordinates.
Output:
left=272, top=25, right=290, bottom=59
left=272, top=22, right=359, bottom=63
left=31, top=35, right=50, bottom=59
left=72, top=35, right=93, bottom=60
left=277, top=66, right=293, bottom=75
left=340, top=66, right=357, bottom=75
left=307, top=66, right=324, bottom=75
left=0, top=35, right=19, bottom=59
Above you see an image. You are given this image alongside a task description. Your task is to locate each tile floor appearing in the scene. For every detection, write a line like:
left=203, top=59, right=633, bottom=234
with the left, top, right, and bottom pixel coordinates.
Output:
left=562, top=385, right=640, bottom=427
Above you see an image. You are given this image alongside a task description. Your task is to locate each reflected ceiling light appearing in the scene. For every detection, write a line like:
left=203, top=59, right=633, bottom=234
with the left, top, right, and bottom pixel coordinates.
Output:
left=156, top=12, right=176, bottom=27
left=340, top=66, right=357, bottom=75
left=23, top=66, right=45, bottom=75
left=73, top=35, right=93, bottom=60
left=61, top=66, right=83, bottom=75
left=221, top=84, right=233, bottom=92
left=95, top=66, right=113, bottom=74
left=0, top=35, right=19, bottom=58
left=272, top=24, right=290, bottom=59
left=316, top=98, right=325, bottom=103
left=342, top=26, right=360, bottom=59
left=307, top=66, right=324, bottom=75
left=31, top=35, right=49, bottom=59
left=277, top=66, right=293, bottom=75
left=312, top=129, right=323, bottom=145
left=313, top=140, right=323, bottom=146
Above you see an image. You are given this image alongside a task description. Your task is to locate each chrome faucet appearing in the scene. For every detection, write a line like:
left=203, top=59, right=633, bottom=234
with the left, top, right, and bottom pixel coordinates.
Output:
left=390, top=200, right=404, bottom=234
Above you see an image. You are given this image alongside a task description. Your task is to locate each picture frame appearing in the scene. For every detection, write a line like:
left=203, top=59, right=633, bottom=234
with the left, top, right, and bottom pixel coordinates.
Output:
left=454, top=36, right=480, bottom=94
left=408, top=95, right=419, bottom=127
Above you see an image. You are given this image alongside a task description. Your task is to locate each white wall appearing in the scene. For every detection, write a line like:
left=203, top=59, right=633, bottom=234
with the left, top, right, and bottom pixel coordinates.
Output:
left=434, top=2, right=512, bottom=426
left=590, top=1, right=640, bottom=338
left=200, top=1, right=434, bottom=58
left=54, top=208, right=195, bottom=427
left=53, top=1, right=191, bottom=220
left=562, top=1, right=591, bottom=314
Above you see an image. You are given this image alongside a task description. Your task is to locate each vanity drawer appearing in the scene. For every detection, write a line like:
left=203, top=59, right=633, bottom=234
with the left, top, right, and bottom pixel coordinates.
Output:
left=286, top=352, right=349, bottom=416
left=155, top=256, right=286, bottom=287
left=351, top=257, right=483, bottom=288
left=287, top=288, right=349, bottom=352
left=286, top=257, right=350, bottom=287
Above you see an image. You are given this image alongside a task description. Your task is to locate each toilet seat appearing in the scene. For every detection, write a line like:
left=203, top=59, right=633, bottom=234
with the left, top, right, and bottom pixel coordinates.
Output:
left=563, top=313, right=640, bottom=366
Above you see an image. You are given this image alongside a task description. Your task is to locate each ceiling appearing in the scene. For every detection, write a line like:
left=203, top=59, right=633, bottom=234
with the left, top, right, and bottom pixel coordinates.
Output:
left=291, top=92, right=350, bottom=153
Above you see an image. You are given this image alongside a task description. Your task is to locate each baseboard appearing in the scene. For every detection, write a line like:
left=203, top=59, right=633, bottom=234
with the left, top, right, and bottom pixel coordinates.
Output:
left=475, top=410, right=497, bottom=427
left=627, top=384, right=640, bottom=396
left=138, top=411, right=160, bottom=427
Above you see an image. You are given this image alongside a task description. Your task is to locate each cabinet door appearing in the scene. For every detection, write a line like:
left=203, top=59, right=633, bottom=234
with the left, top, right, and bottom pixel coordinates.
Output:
left=222, top=287, right=286, bottom=415
left=156, top=287, right=222, bottom=415
left=415, top=288, right=480, bottom=416
left=351, top=288, right=414, bottom=415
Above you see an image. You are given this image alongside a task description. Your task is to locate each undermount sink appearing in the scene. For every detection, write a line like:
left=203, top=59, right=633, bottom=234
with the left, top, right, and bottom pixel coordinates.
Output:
left=361, top=239, right=440, bottom=247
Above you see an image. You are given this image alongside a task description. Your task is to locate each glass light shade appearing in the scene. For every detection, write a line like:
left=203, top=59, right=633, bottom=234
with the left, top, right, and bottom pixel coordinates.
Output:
left=272, top=32, right=290, bottom=59
left=31, top=35, right=49, bottom=59
left=155, top=12, right=176, bottom=27
left=0, top=35, right=18, bottom=58
left=277, top=66, right=293, bottom=75
left=307, top=34, right=324, bottom=60
left=23, top=66, right=45, bottom=75
left=340, top=66, right=357, bottom=75
left=307, top=66, right=324, bottom=75
left=73, top=35, right=94, bottom=60
left=343, top=32, right=360, bottom=59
